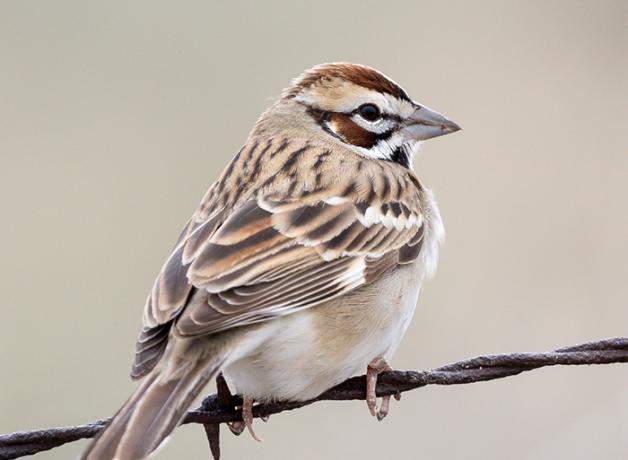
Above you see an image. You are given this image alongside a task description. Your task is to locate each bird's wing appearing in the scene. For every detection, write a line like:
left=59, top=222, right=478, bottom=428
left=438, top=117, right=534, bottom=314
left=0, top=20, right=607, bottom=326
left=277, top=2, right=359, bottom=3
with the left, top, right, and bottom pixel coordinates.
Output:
left=173, top=186, right=425, bottom=335
left=132, top=163, right=427, bottom=378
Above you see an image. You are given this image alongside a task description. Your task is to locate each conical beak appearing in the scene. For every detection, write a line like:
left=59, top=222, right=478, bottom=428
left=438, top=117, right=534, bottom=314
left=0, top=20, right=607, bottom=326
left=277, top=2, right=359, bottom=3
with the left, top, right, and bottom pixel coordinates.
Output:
left=401, top=104, right=461, bottom=141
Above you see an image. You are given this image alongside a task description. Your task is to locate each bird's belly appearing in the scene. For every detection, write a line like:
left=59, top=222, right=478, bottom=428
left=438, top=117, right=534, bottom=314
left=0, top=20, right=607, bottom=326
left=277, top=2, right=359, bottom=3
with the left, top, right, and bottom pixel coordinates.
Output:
left=222, top=261, right=424, bottom=402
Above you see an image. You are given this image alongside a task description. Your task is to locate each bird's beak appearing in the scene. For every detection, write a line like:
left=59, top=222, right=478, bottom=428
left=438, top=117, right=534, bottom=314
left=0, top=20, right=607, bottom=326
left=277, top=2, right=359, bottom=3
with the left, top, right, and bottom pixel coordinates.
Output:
left=401, top=104, right=461, bottom=141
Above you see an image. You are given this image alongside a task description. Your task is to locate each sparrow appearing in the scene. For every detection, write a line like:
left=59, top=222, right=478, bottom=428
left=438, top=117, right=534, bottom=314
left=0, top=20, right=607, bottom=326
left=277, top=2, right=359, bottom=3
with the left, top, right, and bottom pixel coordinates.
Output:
left=81, top=63, right=460, bottom=460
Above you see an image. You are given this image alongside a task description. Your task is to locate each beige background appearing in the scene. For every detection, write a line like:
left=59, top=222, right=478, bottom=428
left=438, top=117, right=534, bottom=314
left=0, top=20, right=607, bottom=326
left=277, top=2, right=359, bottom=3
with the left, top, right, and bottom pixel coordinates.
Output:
left=1, top=1, right=627, bottom=459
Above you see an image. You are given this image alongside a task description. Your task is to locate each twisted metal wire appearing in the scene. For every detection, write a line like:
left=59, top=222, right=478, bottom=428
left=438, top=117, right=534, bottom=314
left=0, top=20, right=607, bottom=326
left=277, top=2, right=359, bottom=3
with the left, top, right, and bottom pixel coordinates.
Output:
left=1, top=337, right=626, bottom=459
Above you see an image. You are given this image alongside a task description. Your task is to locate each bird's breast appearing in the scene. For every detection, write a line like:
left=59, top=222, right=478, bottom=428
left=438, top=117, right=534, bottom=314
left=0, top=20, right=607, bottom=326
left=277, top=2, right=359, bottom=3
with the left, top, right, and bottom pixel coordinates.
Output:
left=222, top=260, right=426, bottom=402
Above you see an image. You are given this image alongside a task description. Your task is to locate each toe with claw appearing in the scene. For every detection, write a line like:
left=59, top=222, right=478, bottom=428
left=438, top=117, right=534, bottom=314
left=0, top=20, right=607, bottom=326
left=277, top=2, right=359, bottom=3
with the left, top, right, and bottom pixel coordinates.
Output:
left=227, top=421, right=245, bottom=436
left=366, top=356, right=397, bottom=421
left=242, top=395, right=263, bottom=442
left=227, top=396, right=263, bottom=441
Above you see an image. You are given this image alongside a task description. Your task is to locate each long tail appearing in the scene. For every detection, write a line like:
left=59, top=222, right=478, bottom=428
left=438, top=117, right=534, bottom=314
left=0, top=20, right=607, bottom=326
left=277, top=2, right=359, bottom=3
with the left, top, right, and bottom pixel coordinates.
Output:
left=81, top=339, right=224, bottom=460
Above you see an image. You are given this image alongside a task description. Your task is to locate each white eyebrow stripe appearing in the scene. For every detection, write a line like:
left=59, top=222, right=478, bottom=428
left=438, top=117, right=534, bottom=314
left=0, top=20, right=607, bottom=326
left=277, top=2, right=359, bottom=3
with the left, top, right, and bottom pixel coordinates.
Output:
left=295, top=82, right=415, bottom=117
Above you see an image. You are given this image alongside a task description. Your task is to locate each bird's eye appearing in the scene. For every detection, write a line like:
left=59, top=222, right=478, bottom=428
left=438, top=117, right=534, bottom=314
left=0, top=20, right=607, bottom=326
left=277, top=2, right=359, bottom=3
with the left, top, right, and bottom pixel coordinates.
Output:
left=357, top=104, right=381, bottom=122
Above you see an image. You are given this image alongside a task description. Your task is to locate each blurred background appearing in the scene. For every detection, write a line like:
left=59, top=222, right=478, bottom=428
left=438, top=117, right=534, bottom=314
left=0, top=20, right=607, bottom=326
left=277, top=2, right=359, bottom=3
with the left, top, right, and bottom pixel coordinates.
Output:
left=1, top=1, right=627, bottom=459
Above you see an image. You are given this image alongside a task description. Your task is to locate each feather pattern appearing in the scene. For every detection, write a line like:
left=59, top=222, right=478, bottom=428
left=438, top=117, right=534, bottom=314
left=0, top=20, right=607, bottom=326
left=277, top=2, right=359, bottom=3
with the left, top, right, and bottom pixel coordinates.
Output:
left=131, top=109, right=430, bottom=379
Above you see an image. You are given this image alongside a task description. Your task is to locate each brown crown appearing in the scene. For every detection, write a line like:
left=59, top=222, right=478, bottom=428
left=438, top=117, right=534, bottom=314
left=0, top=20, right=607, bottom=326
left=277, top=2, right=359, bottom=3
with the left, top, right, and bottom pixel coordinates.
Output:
left=285, top=63, right=410, bottom=102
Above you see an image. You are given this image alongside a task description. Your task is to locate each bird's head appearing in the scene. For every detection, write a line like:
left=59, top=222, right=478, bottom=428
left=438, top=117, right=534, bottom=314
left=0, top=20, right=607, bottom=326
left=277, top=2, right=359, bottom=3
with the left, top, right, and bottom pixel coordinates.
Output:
left=280, top=62, right=460, bottom=168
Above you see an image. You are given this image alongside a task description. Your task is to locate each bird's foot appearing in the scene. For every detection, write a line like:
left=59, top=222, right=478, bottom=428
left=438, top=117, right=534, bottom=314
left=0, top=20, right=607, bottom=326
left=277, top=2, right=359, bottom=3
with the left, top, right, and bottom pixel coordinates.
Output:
left=366, top=356, right=400, bottom=421
left=227, top=396, right=263, bottom=441
left=227, top=421, right=245, bottom=436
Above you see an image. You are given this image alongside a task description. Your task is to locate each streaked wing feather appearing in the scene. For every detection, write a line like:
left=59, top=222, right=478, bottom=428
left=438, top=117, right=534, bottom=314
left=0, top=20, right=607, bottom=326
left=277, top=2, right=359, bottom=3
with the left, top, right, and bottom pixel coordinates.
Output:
left=131, top=322, right=172, bottom=379
left=175, top=190, right=424, bottom=337
left=176, top=258, right=366, bottom=336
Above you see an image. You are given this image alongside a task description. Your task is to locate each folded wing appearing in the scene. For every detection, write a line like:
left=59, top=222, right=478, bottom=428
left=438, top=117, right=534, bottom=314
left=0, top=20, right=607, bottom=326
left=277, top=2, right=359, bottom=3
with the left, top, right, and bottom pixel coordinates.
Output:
left=132, top=187, right=425, bottom=379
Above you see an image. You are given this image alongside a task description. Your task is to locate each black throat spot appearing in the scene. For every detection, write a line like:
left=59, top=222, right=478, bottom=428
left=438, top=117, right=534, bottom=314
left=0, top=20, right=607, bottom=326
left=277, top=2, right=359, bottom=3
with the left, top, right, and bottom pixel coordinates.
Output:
left=389, top=145, right=411, bottom=169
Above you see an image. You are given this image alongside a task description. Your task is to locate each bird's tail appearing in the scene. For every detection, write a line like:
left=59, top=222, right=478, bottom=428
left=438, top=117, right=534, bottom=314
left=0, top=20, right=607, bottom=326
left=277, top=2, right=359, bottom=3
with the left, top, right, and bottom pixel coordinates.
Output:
left=81, top=338, right=225, bottom=460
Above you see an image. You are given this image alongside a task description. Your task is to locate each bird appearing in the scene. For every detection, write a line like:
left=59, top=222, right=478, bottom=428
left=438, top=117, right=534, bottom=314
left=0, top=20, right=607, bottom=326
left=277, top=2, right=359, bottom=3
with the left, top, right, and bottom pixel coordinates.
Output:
left=81, top=62, right=460, bottom=460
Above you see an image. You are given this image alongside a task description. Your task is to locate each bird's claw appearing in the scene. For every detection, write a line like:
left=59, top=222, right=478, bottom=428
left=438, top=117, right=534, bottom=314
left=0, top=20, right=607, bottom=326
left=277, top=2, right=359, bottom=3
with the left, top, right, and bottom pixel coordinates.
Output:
left=227, top=396, right=264, bottom=441
left=242, top=395, right=263, bottom=442
left=366, top=357, right=398, bottom=421
left=227, top=421, right=245, bottom=436
left=376, top=395, right=391, bottom=421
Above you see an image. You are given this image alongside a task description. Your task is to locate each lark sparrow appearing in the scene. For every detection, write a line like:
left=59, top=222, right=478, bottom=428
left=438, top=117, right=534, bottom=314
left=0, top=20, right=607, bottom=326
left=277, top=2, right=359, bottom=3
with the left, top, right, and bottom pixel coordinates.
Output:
left=82, top=63, right=460, bottom=460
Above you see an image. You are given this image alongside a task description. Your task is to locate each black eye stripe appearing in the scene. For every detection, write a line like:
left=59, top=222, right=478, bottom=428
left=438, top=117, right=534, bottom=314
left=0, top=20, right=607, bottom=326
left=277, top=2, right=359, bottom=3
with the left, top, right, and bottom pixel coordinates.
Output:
left=305, top=104, right=399, bottom=151
left=348, top=110, right=402, bottom=123
left=374, top=129, right=394, bottom=141
left=303, top=100, right=403, bottom=123
left=383, top=113, right=403, bottom=122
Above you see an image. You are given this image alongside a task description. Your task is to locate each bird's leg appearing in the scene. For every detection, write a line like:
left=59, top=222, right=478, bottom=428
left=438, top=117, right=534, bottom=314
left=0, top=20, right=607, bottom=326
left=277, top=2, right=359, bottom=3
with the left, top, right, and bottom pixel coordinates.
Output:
left=242, top=395, right=263, bottom=442
left=366, top=356, right=397, bottom=421
left=226, top=396, right=263, bottom=441
left=216, top=374, right=247, bottom=437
